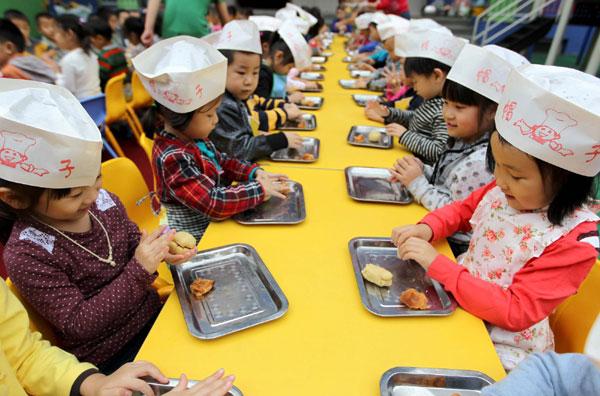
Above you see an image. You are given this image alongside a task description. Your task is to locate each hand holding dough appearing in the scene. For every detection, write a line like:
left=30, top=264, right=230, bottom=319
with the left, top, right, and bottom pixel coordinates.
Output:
left=168, top=231, right=196, bottom=255
left=361, top=263, right=393, bottom=287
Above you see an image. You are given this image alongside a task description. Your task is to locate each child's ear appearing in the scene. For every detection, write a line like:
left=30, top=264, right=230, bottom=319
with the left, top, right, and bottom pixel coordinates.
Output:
left=0, top=188, right=29, bottom=210
left=261, top=42, right=269, bottom=55
left=432, top=68, right=447, bottom=82
left=484, top=103, right=499, bottom=121
left=273, top=49, right=284, bottom=63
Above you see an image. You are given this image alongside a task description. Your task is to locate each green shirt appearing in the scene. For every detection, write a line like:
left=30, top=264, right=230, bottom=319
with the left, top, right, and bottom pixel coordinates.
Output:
left=163, top=0, right=225, bottom=39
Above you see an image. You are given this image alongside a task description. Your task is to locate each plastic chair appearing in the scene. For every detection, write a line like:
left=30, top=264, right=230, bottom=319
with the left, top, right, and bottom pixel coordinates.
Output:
left=128, top=71, right=154, bottom=146
left=105, top=73, right=142, bottom=141
left=550, top=259, right=600, bottom=353
left=80, top=94, right=123, bottom=158
left=101, top=157, right=173, bottom=288
left=139, top=133, right=154, bottom=169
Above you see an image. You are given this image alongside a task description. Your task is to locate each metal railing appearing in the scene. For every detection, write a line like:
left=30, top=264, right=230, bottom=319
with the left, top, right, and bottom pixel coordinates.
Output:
left=472, top=0, right=559, bottom=45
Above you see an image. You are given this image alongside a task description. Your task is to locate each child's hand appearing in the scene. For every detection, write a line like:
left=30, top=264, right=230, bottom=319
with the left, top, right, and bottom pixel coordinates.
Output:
left=283, top=132, right=304, bottom=150
left=288, top=91, right=305, bottom=103
left=385, top=123, right=407, bottom=138
left=135, top=226, right=173, bottom=274
left=391, top=224, right=433, bottom=247
left=79, top=361, right=169, bottom=396
left=354, top=78, right=369, bottom=89
left=260, top=179, right=289, bottom=201
left=165, top=246, right=197, bottom=266
left=304, top=81, right=319, bottom=89
left=388, top=156, right=424, bottom=185
left=164, top=370, right=235, bottom=396
left=396, top=237, right=439, bottom=271
left=357, top=62, right=376, bottom=72
left=283, top=103, right=302, bottom=120
left=364, top=100, right=390, bottom=123
left=255, top=169, right=289, bottom=182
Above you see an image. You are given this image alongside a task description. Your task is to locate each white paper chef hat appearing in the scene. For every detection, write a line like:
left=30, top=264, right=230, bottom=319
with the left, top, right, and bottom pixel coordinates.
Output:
left=355, top=13, right=373, bottom=30
left=278, top=20, right=312, bottom=70
left=132, top=36, right=227, bottom=113
left=495, top=64, right=600, bottom=177
left=203, top=20, right=262, bottom=54
left=283, top=3, right=318, bottom=27
left=0, top=80, right=102, bottom=189
left=377, top=15, right=410, bottom=41
left=395, top=29, right=467, bottom=65
left=249, top=15, right=281, bottom=32
left=447, top=44, right=530, bottom=103
left=407, top=18, right=444, bottom=31
left=370, top=12, right=389, bottom=26
left=585, top=314, right=600, bottom=367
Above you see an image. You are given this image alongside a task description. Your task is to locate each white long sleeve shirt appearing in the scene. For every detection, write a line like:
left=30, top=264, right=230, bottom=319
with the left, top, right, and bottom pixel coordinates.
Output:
left=56, top=48, right=101, bottom=99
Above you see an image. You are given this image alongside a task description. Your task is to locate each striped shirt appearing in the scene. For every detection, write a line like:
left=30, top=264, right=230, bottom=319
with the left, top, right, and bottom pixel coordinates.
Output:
left=384, top=96, right=448, bottom=164
left=246, top=94, right=289, bottom=132
left=97, top=44, right=129, bottom=91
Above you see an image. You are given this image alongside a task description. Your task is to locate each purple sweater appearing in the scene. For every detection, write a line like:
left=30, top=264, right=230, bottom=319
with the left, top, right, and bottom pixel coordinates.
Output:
left=4, top=189, right=161, bottom=365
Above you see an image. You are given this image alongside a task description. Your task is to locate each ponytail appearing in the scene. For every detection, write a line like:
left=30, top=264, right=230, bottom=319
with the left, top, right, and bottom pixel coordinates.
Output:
left=56, top=14, right=92, bottom=55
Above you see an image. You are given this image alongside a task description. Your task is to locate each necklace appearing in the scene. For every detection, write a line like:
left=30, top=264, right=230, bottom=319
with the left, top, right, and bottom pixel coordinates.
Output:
left=34, top=211, right=116, bottom=267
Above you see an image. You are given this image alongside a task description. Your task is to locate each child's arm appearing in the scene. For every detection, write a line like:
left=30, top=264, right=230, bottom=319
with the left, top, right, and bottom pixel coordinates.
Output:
left=255, top=67, right=273, bottom=99
left=246, top=95, right=289, bottom=131
left=398, top=108, right=448, bottom=164
left=162, top=152, right=265, bottom=220
left=428, top=221, right=599, bottom=332
left=383, top=106, right=413, bottom=127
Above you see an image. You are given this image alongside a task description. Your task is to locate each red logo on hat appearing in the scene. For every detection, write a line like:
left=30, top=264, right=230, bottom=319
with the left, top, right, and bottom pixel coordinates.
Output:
left=514, top=108, right=576, bottom=157
left=502, top=101, right=517, bottom=121
left=585, top=145, right=600, bottom=163
left=0, top=131, right=49, bottom=176
left=59, top=159, right=75, bottom=178
left=477, top=68, right=491, bottom=83
left=491, top=81, right=505, bottom=93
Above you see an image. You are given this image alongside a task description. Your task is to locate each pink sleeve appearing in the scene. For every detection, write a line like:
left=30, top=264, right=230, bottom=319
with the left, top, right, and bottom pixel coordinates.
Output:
left=427, top=221, right=599, bottom=331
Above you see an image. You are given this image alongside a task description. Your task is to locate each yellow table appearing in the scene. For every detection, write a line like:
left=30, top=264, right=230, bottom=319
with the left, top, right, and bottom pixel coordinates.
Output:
left=136, top=166, right=506, bottom=394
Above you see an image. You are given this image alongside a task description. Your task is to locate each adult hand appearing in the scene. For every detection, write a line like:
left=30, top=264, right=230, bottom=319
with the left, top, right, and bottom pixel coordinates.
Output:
left=141, top=28, right=154, bottom=46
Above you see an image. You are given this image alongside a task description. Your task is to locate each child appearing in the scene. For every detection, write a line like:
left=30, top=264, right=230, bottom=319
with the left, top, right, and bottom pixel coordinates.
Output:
left=249, top=15, right=281, bottom=56
left=379, top=26, right=467, bottom=164
left=0, top=19, right=56, bottom=83
left=207, top=20, right=303, bottom=161
left=389, top=44, right=529, bottom=256
left=134, top=36, right=288, bottom=241
left=53, top=14, right=101, bottom=99
left=254, top=20, right=311, bottom=102
left=95, top=6, right=124, bottom=49
left=392, top=64, right=600, bottom=370
left=87, top=19, right=129, bottom=91
left=0, top=80, right=196, bottom=373
left=3, top=9, right=41, bottom=56
left=123, top=16, right=145, bottom=60
left=331, top=6, right=352, bottom=33
left=35, top=12, right=61, bottom=59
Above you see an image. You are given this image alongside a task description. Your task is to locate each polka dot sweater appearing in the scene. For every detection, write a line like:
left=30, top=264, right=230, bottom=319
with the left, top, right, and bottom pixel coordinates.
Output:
left=4, top=190, right=161, bottom=366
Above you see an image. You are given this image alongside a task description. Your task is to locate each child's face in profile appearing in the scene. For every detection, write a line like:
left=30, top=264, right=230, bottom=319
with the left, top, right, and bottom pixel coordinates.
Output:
left=443, top=100, right=496, bottom=143
left=183, top=97, right=223, bottom=140
left=369, top=25, right=380, bottom=42
left=38, top=17, right=56, bottom=39
left=226, top=52, right=261, bottom=101
left=271, top=50, right=294, bottom=75
left=409, top=70, right=445, bottom=100
left=490, top=131, right=551, bottom=211
left=32, top=174, right=102, bottom=226
left=383, top=36, right=394, bottom=54
left=336, top=8, right=345, bottom=19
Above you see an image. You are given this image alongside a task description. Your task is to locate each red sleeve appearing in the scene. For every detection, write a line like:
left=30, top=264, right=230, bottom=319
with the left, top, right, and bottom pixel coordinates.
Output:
left=427, top=221, right=599, bottom=331
left=376, top=0, right=391, bottom=10
left=420, top=181, right=497, bottom=242
left=213, top=146, right=260, bottom=182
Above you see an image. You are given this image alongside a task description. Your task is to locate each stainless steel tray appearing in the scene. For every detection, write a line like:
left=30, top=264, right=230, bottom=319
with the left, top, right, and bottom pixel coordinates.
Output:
left=280, top=113, right=317, bottom=131
left=339, top=79, right=360, bottom=89
left=343, top=56, right=355, bottom=62
left=352, top=94, right=383, bottom=107
left=348, top=126, right=392, bottom=149
left=321, top=51, right=333, bottom=57
left=135, top=379, right=243, bottom=396
left=347, top=63, right=360, bottom=70
left=351, top=70, right=372, bottom=78
left=299, top=82, right=323, bottom=92
left=297, top=96, right=323, bottom=110
left=234, top=181, right=306, bottom=224
left=311, top=56, right=326, bottom=63
left=311, top=64, right=326, bottom=71
left=345, top=167, right=412, bottom=204
left=349, top=238, right=457, bottom=317
left=380, top=367, right=495, bottom=396
left=270, top=137, right=319, bottom=162
left=171, top=244, right=288, bottom=339
left=300, top=72, right=324, bottom=81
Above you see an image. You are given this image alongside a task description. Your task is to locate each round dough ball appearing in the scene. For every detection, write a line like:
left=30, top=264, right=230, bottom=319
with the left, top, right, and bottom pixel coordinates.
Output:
left=368, top=130, right=382, bottom=143
left=168, top=231, right=196, bottom=255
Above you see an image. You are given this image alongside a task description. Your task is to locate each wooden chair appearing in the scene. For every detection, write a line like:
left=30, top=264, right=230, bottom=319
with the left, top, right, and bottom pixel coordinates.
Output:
left=105, top=73, right=142, bottom=141
left=550, top=259, right=600, bottom=353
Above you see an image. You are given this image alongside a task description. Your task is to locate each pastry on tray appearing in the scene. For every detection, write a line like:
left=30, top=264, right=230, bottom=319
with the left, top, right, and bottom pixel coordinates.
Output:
left=400, top=288, right=430, bottom=310
left=190, top=277, right=214, bottom=298
left=361, top=263, right=393, bottom=287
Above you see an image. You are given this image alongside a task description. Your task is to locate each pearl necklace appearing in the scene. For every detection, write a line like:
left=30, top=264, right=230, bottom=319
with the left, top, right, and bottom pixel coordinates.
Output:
left=34, top=211, right=116, bottom=267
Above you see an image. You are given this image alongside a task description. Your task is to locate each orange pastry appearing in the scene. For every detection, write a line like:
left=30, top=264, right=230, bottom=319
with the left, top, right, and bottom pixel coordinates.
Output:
left=190, top=277, right=214, bottom=298
left=297, top=119, right=307, bottom=128
left=280, top=180, right=291, bottom=194
left=306, top=100, right=315, bottom=106
left=353, top=134, right=365, bottom=143
left=400, top=288, right=430, bottom=310
left=301, top=153, right=314, bottom=160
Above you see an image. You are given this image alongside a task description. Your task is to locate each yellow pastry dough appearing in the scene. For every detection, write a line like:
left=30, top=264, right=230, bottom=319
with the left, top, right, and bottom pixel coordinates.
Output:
left=168, top=231, right=196, bottom=255
left=368, top=130, right=382, bottom=143
left=361, top=264, right=393, bottom=287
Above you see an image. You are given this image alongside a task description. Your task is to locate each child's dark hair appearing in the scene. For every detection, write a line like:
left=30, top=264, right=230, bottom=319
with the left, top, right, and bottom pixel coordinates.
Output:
left=35, top=12, right=54, bottom=25
left=404, top=57, right=451, bottom=77
left=141, top=103, right=194, bottom=138
left=56, top=14, right=93, bottom=55
left=0, top=179, right=70, bottom=244
left=240, top=8, right=253, bottom=18
left=442, top=79, right=497, bottom=131
left=304, top=6, right=324, bottom=39
left=86, top=18, right=112, bottom=40
left=486, top=131, right=595, bottom=226
left=218, top=49, right=260, bottom=64
left=269, top=34, right=294, bottom=65
left=3, top=9, right=28, bottom=23
left=259, top=30, right=275, bottom=53
left=96, top=6, right=116, bottom=23
left=123, top=16, right=143, bottom=38
left=0, top=18, right=25, bottom=53
left=227, top=5, right=239, bottom=18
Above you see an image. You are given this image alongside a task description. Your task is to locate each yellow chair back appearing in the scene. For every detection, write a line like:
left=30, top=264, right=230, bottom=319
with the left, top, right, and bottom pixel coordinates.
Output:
left=550, top=259, right=600, bottom=353
left=6, top=278, right=58, bottom=345
left=131, top=70, right=154, bottom=110
left=139, top=133, right=154, bottom=167
left=105, top=74, right=141, bottom=139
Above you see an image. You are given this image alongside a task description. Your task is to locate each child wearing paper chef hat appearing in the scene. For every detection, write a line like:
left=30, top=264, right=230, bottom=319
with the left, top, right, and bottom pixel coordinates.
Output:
left=389, top=44, right=529, bottom=257
left=205, top=20, right=304, bottom=162
left=0, top=80, right=199, bottom=374
left=134, top=36, right=289, bottom=242
left=392, top=65, right=600, bottom=370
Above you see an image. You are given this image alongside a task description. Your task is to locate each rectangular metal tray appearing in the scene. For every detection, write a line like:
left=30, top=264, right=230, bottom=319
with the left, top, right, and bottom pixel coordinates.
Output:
left=311, top=56, right=326, bottom=63
left=343, top=56, right=355, bottom=62
left=270, top=137, right=319, bottom=162
left=280, top=113, right=317, bottom=131
left=339, top=79, right=360, bottom=89
left=345, top=166, right=412, bottom=204
left=380, top=367, right=495, bottom=396
left=351, top=70, right=372, bottom=78
left=299, top=82, right=323, bottom=92
left=321, top=51, right=333, bottom=57
left=234, top=181, right=306, bottom=224
left=347, top=63, right=360, bottom=70
left=135, top=379, right=243, bottom=396
left=352, top=94, right=383, bottom=107
left=297, top=96, right=323, bottom=110
left=348, top=126, right=392, bottom=149
left=311, top=64, right=326, bottom=71
left=300, top=72, right=324, bottom=81
left=349, top=237, right=457, bottom=317
left=171, top=244, right=288, bottom=339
